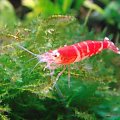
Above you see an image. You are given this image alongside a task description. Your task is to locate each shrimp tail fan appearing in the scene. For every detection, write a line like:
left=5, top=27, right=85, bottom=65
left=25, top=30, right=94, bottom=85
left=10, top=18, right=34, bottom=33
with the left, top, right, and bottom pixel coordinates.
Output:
left=104, top=37, right=120, bottom=54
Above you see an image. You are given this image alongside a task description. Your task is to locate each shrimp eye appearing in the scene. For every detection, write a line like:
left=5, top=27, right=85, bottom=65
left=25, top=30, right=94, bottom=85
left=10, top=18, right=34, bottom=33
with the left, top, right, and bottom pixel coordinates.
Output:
left=52, top=50, right=60, bottom=57
left=54, top=55, right=57, bottom=57
left=53, top=53, right=60, bottom=57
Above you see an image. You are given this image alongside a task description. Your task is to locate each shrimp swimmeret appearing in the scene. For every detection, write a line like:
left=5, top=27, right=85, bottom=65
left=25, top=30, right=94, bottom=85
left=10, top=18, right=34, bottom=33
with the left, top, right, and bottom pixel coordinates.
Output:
left=18, top=37, right=120, bottom=88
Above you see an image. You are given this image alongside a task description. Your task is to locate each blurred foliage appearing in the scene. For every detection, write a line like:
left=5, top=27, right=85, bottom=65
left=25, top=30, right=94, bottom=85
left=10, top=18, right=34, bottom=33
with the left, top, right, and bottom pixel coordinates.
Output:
left=104, top=1, right=120, bottom=29
left=23, top=0, right=120, bottom=31
left=0, top=0, right=120, bottom=120
left=0, top=0, right=18, bottom=28
left=25, top=0, right=85, bottom=17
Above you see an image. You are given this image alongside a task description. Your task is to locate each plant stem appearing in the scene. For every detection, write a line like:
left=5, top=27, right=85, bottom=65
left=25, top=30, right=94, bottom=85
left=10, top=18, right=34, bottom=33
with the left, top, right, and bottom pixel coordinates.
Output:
left=84, top=9, right=92, bottom=26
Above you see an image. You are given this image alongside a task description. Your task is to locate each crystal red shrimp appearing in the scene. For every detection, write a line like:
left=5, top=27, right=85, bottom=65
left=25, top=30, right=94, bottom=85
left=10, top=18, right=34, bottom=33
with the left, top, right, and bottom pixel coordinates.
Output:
left=18, top=37, right=120, bottom=87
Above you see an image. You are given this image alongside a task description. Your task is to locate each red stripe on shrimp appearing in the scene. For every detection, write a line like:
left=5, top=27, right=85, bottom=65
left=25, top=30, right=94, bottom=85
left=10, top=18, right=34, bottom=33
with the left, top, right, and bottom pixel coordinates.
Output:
left=85, top=40, right=95, bottom=57
left=94, top=41, right=103, bottom=54
left=75, top=42, right=88, bottom=58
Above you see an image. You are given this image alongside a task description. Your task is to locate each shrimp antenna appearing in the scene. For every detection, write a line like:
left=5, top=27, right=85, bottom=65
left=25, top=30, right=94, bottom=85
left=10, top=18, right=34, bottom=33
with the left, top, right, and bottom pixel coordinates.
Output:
left=25, top=56, right=38, bottom=64
left=30, top=61, right=41, bottom=73
left=17, top=45, right=38, bottom=57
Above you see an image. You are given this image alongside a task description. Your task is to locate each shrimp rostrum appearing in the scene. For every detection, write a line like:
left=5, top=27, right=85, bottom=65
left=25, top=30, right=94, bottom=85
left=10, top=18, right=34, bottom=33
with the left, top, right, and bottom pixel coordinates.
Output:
left=18, top=37, right=120, bottom=87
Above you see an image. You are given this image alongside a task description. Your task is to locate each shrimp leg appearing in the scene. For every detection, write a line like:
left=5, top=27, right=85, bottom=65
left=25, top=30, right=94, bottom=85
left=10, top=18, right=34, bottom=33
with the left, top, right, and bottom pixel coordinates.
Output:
left=49, top=70, right=64, bottom=99
left=52, top=65, right=66, bottom=88
left=68, top=65, right=71, bottom=88
left=54, top=84, right=64, bottom=99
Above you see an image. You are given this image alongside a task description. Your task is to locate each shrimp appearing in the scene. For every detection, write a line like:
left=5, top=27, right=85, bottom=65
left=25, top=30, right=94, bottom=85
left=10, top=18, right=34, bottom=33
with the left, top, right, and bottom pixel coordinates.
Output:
left=18, top=37, right=120, bottom=88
